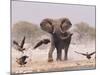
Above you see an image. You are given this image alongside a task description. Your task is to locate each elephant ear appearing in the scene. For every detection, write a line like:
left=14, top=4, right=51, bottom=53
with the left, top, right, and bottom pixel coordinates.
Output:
left=40, top=18, right=54, bottom=33
left=60, top=18, right=72, bottom=33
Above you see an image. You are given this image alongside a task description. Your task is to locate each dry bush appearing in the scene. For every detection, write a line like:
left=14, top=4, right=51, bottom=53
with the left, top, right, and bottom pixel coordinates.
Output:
left=12, top=21, right=46, bottom=43
left=73, top=22, right=95, bottom=41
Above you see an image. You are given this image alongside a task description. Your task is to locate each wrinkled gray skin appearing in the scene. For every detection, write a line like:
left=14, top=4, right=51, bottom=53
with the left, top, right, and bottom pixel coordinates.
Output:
left=40, top=18, right=72, bottom=62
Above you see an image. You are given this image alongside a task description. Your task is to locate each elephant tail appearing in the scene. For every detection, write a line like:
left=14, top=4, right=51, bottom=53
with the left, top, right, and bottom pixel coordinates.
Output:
left=34, top=39, right=50, bottom=49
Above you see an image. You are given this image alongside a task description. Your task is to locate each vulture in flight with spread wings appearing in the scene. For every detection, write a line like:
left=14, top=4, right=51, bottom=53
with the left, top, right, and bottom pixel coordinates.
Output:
left=16, top=55, right=28, bottom=67
left=13, top=36, right=26, bottom=53
left=34, top=39, right=50, bottom=49
left=74, top=51, right=96, bottom=59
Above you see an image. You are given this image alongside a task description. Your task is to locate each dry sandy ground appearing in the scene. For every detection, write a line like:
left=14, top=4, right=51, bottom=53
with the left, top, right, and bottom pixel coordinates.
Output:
left=11, top=41, right=96, bottom=74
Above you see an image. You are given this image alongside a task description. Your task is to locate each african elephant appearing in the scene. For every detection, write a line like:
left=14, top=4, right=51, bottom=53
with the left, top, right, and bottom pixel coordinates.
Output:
left=40, top=17, right=73, bottom=62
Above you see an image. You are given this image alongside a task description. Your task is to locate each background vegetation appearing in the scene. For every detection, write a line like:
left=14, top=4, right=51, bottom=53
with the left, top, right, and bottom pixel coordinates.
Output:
left=12, top=21, right=96, bottom=44
left=12, top=21, right=47, bottom=43
left=73, top=22, right=95, bottom=40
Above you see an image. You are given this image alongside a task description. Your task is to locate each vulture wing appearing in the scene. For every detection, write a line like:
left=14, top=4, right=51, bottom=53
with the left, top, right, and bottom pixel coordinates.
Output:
left=20, top=36, right=25, bottom=48
left=13, top=40, right=19, bottom=47
left=89, top=51, right=96, bottom=56
left=74, top=51, right=87, bottom=56
left=34, top=41, right=43, bottom=49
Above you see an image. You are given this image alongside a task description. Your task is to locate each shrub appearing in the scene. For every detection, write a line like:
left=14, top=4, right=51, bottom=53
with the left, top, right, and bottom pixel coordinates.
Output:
left=12, top=21, right=46, bottom=43
left=73, top=22, right=95, bottom=40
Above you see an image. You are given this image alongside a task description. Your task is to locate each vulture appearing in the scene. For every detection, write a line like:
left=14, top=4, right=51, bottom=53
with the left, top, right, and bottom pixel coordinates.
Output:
left=74, top=51, right=96, bottom=59
left=16, top=55, right=28, bottom=67
left=34, top=39, right=50, bottom=49
left=13, top=36, right=26, bottom=53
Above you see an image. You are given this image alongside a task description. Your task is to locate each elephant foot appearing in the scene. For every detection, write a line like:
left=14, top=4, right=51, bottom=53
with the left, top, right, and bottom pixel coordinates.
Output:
left=48, top=58, right=53, bottom=62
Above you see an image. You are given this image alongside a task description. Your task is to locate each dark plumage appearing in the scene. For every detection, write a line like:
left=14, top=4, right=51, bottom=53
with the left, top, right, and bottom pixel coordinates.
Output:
left=16, top=55, right=28, bottom=67
left=34, top=39, right=50, bottom=49
left=13, top=36, right=26, bottom=53
left=74, top=51, right=96, bottom=59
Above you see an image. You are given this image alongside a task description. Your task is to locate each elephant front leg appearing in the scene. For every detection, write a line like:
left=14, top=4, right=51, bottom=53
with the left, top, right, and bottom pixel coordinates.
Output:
left=48, top=45, right=55, bottom=62
left=64, top=47, right=68, bottom=60
left=56, top=48, right=62, bottom=61
left=64, top=33, right=72, bottom=60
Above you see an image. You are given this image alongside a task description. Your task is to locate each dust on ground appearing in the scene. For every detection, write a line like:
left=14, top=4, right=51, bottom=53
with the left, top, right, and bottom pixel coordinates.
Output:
left=11, top=40, right=96, bottom=74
